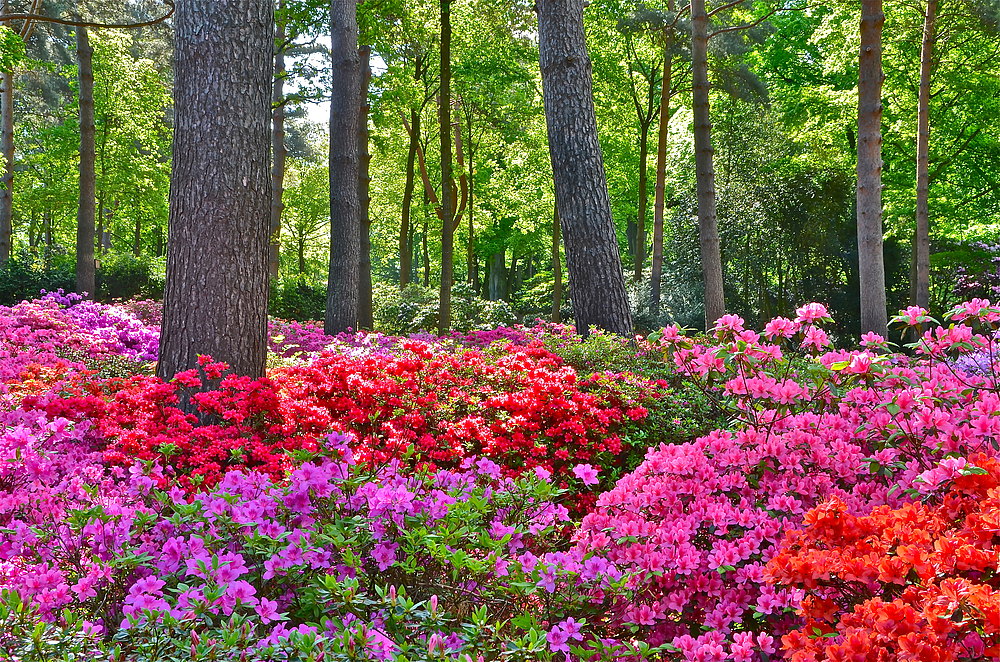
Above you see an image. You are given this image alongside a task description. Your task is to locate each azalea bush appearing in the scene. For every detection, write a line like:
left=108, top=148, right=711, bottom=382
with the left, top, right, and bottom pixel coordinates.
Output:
left=576, top=302, right=1000, bottom=659
left=767, top=454, right=999, bottom=661
left=0, top=427, right=665, bottom=661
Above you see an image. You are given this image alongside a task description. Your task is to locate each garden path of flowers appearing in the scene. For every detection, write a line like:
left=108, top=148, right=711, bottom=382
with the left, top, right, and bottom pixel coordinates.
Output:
left=0, top=291, right=996, bottom=661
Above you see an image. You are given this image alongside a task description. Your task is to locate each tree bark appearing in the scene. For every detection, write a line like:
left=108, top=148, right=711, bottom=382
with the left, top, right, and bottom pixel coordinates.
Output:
left=438, top=0, right=457, bottom=334
left=537, top=0, right=632, bottom=337
left=913, top=0, right=936, bottom=309
left=358, top=44, right=373, bottom=329
left=857, top=0, right=888, bottom=334
left=400, top=109, right=419, bottom=288
left=326, top=0, right=361, bottom=334
left=650, top=27, right=673, bottom=318
left=552, top=200, right=562, bottom=322
left=691, top=0, right=725, bottom=328
left=76, top=27, right=96, bottom=298
left=466, top=115, right=476, bottom=286
left=269, top=6, right=287, bottom=283
left=635, top=121, right=650, bottom=281
left=158, top=0, right=273, bottom=382
left=0, top=69, right=13, bottom=265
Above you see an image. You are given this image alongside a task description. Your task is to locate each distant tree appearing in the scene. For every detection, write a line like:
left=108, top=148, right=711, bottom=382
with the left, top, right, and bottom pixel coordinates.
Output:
left=358, top=43, right=373, bottom=329
left=438, top=0, right=457, bottom=333
left=912, top=0, right=935, bottom=310
left=75, top=26, right=95, bottom=296
left=325, top=0, right=361, bottom=334
left=158, top=0, right=273, bottom=380
left=857, top=0, right=887, bottom=333
left=537, top=0, right=632, bottom=336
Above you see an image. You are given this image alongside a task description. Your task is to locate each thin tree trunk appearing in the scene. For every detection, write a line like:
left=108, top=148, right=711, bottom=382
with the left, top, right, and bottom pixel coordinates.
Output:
left=438, top=0, right=456, bottom=334
left=466, top=118, right=476, bottom=286
left=552, top=200, right=562, bottom=322
left=158, top=0, right=273, bottom=381
left=400, top=109, right=419, bottom=288
left=650, top=27, right=673, bottom=318
left=358, top=44, right=373, bottom=329
left=76, top=27, right=96, bottom=298
left=857, top=0, right=888, bottom=334
left=537, top=0, right=632, bottom=337
left=0, top=69, right=13, bottom=265
left=635, top=121, right=650, bottom=281
left=691, top=0, right=724, bottom=328
left=913, top=0, right=936, bottom=309
left=326, top=0, right=361, bottom=334
left=269, top=5, right=287, bottom=282
left=422, top=191, right=430, bottom=287
left=134, top=213, right=141, bottom=255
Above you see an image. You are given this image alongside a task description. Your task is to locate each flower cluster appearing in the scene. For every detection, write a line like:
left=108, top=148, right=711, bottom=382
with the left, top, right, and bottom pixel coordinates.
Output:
left=577, top=303, right=1000, bottom=659
left=767, top=454, right=999, bottom=661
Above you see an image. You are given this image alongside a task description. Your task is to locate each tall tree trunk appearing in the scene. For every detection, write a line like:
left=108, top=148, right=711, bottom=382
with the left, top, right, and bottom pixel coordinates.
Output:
left=691, top=0, right=724, bottom=328
left=0, top=69, right=13, bottom=265
left=913, top=0, right=936, bottom=309
left=134, top=213, right=142, bottom=256
left=488, top=251, right=505, bottom=301
left=158, top=0, right=273, bottom=381
left=552, top=201, right=562, bottom=322
left=400, top=110, right=419, bottom=288
left=422, top=209, right=430, bottom=287
left=76, top=27, right=96, bottom=298
left=326, top=0, right=361, bottom=334
left=634, top=121, right=650, bottom=281
left=269, top=5, right=287, bottom=283
left=650, top=27, right=673, bottom=318
left=537, top=0, right=632, bottom=337
left=358, top=44, right=374, bottom=329
left=466, top=120, right=476, bottom=286
left=438, top=0, right=456, bottom=334
left=857, top=0, right=888, bottom=334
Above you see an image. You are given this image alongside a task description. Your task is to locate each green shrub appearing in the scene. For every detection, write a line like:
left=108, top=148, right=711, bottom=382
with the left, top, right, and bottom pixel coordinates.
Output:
left=269, top=277, right=327, bottom=321
left=0, top=251, right=75, bottom=304
left=96, top=253, right=165, bottom=301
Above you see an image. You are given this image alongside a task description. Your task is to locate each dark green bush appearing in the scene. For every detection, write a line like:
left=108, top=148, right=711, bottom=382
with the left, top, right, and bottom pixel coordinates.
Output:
left=96, top=253, right=164, bottom=301
left=0, top=252, right=75, bottom=304
left=269, top=277, right=327, bottom=321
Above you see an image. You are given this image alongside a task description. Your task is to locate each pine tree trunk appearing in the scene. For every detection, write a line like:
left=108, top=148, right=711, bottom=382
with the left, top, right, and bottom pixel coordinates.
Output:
left=400, top=110, right=419, bottom=288
left=691, top=0, right=724, bottom=328
left=0, top=69, right=13, bottom=265
left=358, top=44, right=374, bottom=329
left=158, top=0, right=273, bottom=381
left=634, top=121, right=650, bottom=281
left=269, top=6, right=287, bottom=283
left=650, top=28, right=673, bottom=318
left=537, top=0, right=632, bottom=337
left=552, top=201, right=562, bottom=322
left=857, top=0, right=888, bottom=334
left=326, top=0, right=361, bottom=334
left=438, top=0, right=456, bottom=334
left=913, top=0, right=936, bottom=309
left=76, top=27, right=97, bottom=298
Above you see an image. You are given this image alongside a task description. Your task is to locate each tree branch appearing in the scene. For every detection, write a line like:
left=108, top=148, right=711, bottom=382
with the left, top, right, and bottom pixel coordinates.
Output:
left=0, top=1, right=174, bottom=29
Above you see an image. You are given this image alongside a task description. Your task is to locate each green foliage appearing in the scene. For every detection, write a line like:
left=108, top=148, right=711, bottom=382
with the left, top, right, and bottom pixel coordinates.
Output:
left=0, top=26, right=26, bottom=72
left=96, top=253, right=164, bottom=301
left=373, top=282, right=517, bottom=334
left=269, top=277, right=328, bottom=321
left=0, top=253, right=75, bottom=305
